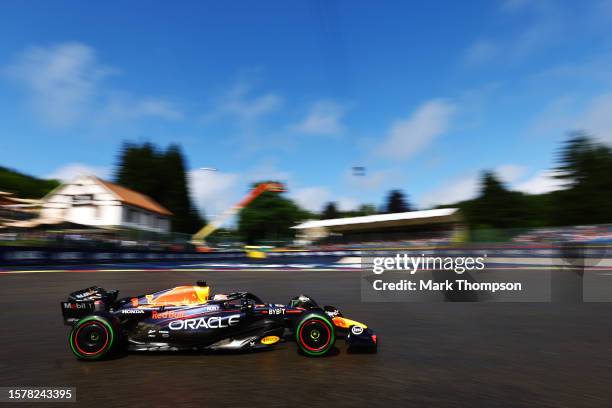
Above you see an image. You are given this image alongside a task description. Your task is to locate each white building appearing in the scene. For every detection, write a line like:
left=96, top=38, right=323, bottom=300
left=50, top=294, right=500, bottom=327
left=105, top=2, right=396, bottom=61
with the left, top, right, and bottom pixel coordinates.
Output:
left=39, top=175, right=172, bottom=233
left=292, top=208, right=464, bottom=245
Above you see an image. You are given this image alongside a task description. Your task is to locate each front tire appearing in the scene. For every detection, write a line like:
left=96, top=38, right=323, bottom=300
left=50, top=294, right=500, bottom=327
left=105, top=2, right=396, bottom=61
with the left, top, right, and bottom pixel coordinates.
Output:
left=69, top=315, right=118, bottom=360
left=295, top=314, right=335, bottom=356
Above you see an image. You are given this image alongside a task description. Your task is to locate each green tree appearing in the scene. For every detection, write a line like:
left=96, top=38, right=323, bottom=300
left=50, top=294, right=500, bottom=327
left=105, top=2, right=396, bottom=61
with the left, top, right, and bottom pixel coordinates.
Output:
left=383, top=190, right=411, bottom=213
left=553, top=132, right=612, bottom=225
left=433, top=133, right=612, bottom=235
left=160, top=145, right=204, bottom=233
left=114, top=142, right=160, bottom=197
left=238, top=183, right=309, bottom=244
left=356, top=204, right=378, bottom=216
left=468, top=171, right=532, bottom=231
left=340, top=204, right=378, bottom=218
left=115, top=142, right=204, bottom=233
left=321, top=202, right=339, bottom=219
left=0, top=166, right=59, bottom=198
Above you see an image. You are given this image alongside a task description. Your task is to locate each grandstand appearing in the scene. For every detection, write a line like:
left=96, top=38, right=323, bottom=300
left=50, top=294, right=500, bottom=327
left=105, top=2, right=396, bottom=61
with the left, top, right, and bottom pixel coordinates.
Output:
left=292, top=208, right=464, bottom=246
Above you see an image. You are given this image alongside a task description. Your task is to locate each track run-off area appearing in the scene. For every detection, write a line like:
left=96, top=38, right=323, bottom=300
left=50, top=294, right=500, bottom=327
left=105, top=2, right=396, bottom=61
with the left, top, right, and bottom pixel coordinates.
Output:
left=1, top=262, right=612, bottom=407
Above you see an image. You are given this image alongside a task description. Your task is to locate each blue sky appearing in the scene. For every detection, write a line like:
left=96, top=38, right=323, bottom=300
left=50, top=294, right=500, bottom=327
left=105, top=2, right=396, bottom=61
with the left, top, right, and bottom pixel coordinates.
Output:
left=2, top=0, right=612, bottom=218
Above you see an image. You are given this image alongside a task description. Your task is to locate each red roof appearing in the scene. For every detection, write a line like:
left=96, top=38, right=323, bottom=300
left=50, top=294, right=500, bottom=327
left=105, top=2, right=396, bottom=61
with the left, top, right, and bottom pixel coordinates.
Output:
left=95, top=178, right=172, bottom=216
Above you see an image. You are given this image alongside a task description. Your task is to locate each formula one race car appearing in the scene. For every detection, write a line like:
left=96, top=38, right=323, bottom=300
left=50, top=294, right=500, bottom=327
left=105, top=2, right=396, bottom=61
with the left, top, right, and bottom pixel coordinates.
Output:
left=60, top=281, right=377, bottom=360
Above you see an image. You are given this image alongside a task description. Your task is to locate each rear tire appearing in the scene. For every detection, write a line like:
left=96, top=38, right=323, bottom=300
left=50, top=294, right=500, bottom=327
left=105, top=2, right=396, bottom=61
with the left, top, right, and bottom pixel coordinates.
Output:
left=69, top=315, right=118, bottom=360
left=295, top=314, right=335, bottom=356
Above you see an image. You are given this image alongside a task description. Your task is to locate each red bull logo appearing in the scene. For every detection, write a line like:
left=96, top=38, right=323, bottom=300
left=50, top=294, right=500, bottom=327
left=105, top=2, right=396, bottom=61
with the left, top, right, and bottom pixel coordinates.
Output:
left=152, top=310, right=186, bottom=319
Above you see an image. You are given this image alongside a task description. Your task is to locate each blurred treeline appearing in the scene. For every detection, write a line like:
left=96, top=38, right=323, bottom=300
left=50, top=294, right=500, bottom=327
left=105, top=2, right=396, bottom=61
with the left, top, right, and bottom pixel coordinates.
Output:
left=115, top=142, right=205, bottom=233
left=235, top=133, right=612, bottom=243
left=235, top=184, right=410, bottom=243
left=442, top=133, right=612, bottom=238
left=1, top=133, right=610, bottom=241
left=0, top=166, right=59, bottom=198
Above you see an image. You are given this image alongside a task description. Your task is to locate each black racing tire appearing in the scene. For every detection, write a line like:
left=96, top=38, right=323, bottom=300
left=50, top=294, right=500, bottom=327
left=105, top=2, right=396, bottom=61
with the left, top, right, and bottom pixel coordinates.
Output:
left=295, top=313, right=335, bottom=357
left=69, top=314, right=119, bottom=360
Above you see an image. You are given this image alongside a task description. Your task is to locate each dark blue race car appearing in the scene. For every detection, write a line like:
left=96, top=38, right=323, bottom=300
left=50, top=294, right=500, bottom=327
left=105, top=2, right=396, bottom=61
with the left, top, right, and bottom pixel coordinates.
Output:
left=60, top=281, right=377, bottom=360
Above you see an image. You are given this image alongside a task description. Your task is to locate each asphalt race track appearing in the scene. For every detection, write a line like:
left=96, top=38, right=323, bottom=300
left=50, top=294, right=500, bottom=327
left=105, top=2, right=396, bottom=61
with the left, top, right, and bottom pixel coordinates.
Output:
left=2, top=266, right=612, bottom=407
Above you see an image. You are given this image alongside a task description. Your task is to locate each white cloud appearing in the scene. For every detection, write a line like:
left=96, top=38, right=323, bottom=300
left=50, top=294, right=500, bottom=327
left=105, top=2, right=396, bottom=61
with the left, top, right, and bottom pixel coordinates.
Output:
left=293, top=187, right=331, bottom=212
left=103, top=95, right=183, bottom=121
left=417, top=163, right=540, bottom=208
left=496, top=164, right=526, bottom=183
left=47, top=163, right=111, bottom=181
left=336, top=197, right=358, bottom=212
left=245, top=160, right=291, bottom=183
left=501, top=165, right=567, bottom=194
left=533, top=56, right=612, bottom=89
left=189, top=169, right=240, bottom=218
left=228, top=93, right=281, bottom=121
left=514, top=170, right=565, bottom=194
left=292, top=186, right=356, bottom=213
left=523, top=96, right=576, bottom=139
left=417, top=174, right=480, bottom=209
left=464, top=34, right=557, bottom=68
left=525, top=92, right=612, bottom=143
left=356, top=171, right=389, bottom=189
left=378, top=99, right=456, bottom=160
left=292, top=100, right=347, bottom=135
left=5, top=43, right=113, bottom=127
left=576, top=93, right=612, bottom=143
left=203, top=80, right=282, bottom=123
left=346, top=169, right=392, bottom=190
left=462, top=0, right=563, bottom=67
left=4, top=42, right=183, bottom=127
left=512, top=18, right=562, bottom=60
left=463, top=40, right=498, bottom=66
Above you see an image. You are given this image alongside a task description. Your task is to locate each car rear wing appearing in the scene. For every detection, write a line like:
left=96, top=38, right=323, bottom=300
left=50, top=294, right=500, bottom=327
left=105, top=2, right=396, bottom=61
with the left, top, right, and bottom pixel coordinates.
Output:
left=60, top=286, right=118, bottom=326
